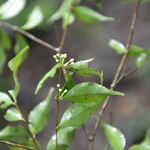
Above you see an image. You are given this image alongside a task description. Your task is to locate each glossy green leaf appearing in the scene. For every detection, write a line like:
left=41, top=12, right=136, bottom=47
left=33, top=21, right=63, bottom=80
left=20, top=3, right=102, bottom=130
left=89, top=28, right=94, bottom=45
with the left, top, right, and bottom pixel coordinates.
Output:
left=47, top=127, right=75, bottom=150
left=66, top=58, right=102, bottom=77
left=129, top=129, right=150, bottom=150
left=28, top=88, right=54, bottom=134
left=8, top=46, right=29, bottom=97
left=63, top=82, right=124, bottom=103
left=48, top=0, right=74, bottom=24
left=58, top=102, right=100, bottom=128
left=101, top=122, right=126, bottom=150
left=4, top=107, right=24, bottom=122
left=0, top=125, right=30, bottom=144
left=109, top=39, right=126, bottom=54
left=73, top=6, right=114, bottom=24
left=0, top=0, right=26, bottom=20
left=62, top=12, right=75, bottom=29
left=0, top=92, right=13, bottom=109
left=22, top=6, right=44, bottom=30
left=136, top=53, right=147, bottom=68
left=14, top=33, right=27, bottom=54
left=35, top=63, right=62, bottom=94
left=0, top=29, right=11, bottom=50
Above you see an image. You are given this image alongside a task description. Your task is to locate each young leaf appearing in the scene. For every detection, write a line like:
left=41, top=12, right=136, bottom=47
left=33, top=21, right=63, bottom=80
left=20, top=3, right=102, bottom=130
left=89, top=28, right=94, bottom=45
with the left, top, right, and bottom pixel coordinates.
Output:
left=63, top=82, right=124, bottom=103
left=58, top=102, right=100, bottom=128
left=100, top=122, right=126, bottom=150
left=109, top=39, right=127, bottom=54
left=47, top=127, right=75, bottom=150
left=4, top=107, right=24, bottom=122
left=62, top=12, right=75, bottom=29
left=0, top=125, right=30, bottom=144
left=28, top=88, right=54, bottom=134
left=66, top=58, right=102, bottom=77
left=22, top=6, right=44, bottom=30
left=129, top=129, right=150, bottom=150
left=48, top=0, right=74, bottom=24
left=0, top=0, right=26, bottom=20
left=35, top=63, right=62, bottom=94
left=136, top=53, right=147, bottom=68
left=73, top=6, right=114, bottom=24
left=8, top=46, right=29, bottom=97
left=0, top=92, right=13, bottom=109
left=14, top=33, right=27, bottom=54
left=129, top=45, right=145, bottom=57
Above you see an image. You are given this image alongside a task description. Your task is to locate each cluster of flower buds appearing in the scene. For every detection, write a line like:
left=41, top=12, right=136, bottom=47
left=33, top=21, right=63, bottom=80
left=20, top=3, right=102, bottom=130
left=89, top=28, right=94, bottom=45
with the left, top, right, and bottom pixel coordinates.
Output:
left=53, top=53, right=67, bottom=63
left=56, top=84, right=68, bottom=98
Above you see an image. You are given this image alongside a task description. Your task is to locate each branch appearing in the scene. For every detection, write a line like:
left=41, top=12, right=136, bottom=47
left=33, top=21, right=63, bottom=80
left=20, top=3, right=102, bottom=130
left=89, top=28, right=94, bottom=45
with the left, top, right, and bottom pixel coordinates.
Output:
left=0, top=21, right=59, bottom=53
left=0, top=140, right=35, bottom=150
left=90, top=0, right=142, bottom=148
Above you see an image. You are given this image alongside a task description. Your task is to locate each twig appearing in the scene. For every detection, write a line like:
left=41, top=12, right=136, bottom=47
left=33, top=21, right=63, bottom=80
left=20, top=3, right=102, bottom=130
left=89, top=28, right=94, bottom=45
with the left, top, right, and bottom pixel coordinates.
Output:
left=0, top=21, right=59, bottom=53
left=89, top=0, right=142, bottom=149
left=0, top=140, right=35, bottom=150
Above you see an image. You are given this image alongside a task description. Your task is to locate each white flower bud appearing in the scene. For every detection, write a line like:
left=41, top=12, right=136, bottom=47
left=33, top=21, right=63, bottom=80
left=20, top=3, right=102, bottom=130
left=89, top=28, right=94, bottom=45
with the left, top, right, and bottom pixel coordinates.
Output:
left=63, top=53, right=67, bottom=58
left=64, top=89, right=68, bottom=93
left=59, top=88, right=62, bottom=92
left=60, top=54, right=64, bottom=58
left=71, top=62, right=75, bottom=65
left=56, top=53, right=60, bottom=57
left=57, top=84, right=60, bottom=88
left=53, top=55, right=57, bottom=59
left=55, top=59, right=59, bottom=63
left=69, top=58, right=74, bottom=63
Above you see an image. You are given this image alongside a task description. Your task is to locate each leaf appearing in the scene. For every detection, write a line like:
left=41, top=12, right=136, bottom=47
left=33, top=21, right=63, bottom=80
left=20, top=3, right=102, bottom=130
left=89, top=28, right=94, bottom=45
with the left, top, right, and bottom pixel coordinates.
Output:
left=0, top=92, right=13, bottom=109
left=8, top=46, right=29, bottom=97
left=100, top=122, right=126, bottom=150
left=58, top=102, right=100, bottom=128
left=0, top=29, right=11, bottom=50
left=47, top=127, right=75, bottom=150
left=48, top=0, right=74, bottom=24
left=63, top=82, right=124, bottom=103
left=62, top=12, right=75, bottom=29
left=14, top=33, right=27, bottom=54
left=109, top=39, right=126, bottom=54
left=136, top=53, right=147, bottom=68
left=0, top=48, right=6, bottom=74
left=35, top=63, right=62, bottom=94
left=0, top=125, right=30, bottom=145
left=4, top=107, right=24, bottom=122
left=0, top=0, right=26, bottom=20
left=129, top=129, right=150, bottom=150
left=129, top=45, right=145, bottom=57
left=22, top=6, right=44, bottom=30
left=28, top=88, right=54, bottom=134
left=66, top=58, right=102, bottom=77
left=73, top=6, right=114, bottom=24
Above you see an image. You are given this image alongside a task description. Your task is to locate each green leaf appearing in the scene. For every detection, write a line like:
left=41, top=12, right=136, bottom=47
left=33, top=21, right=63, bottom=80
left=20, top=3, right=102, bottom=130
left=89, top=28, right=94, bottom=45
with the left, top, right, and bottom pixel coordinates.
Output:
left=8, top=46, right=29, bottom=97
left=129, top=129, right=150, bottom=150
left=100, top=122, right=126, bottom=150
left=136, top=53, right=147, bottom=68
left=4, top=107, right=24, bottom=122
left=47, top=127, right=75, bottom=150
left=0, top=125, right=30, bottom=145
left=22, top=6, right=44, bottom=30
left=28, top=88, right=54, bottom=134
left=48, top=0, right=74, bottom=24
left=58, top=102, right=100, bottom=128
left=14, top=33, right=27, bottom=54
left=73, top=6, right=114, bottom=24
left=35, top=63, right=62, bottom=94
left=62, top=12, right=75, bottom=29
left=129, top=45, right=145, bottom=57
left=109, top=39, right=126, bottom=54
left=0, top=0, right=26, bottom=20
left=0, top=92, right=13, bottom=109
left=0, top=48, right=6, bottom=74
left=63, top=82, right=124, bottom=103
left=0, top=29, right=11, bottom=50
left=66, top=58, right=102, bottom=78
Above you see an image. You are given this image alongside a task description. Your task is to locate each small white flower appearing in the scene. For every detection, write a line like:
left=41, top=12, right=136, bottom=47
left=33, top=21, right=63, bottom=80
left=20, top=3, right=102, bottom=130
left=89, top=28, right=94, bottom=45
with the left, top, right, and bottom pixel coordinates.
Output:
left=56, top=53, right=60, bottom=57
left=55, top=59, right=59, bottom=63
left=60, top=54, right=64, bottom=58
left=64, top=89, right=68, bottom=93
left=57, top=84, right=60, bottom=88
left=63, top=53, right=67, bottom=58
left=64, top=63, right=68, bottom=67
left=69, top=58, right=74, bottom=62
left=59, top=88, right=62, bottom=92
left=53, top=55, right=57, bottom=59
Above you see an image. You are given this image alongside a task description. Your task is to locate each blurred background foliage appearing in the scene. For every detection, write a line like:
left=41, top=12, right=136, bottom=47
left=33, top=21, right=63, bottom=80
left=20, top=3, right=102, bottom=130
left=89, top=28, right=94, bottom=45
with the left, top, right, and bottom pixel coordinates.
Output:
left=0, top=0, right=150, bottom=150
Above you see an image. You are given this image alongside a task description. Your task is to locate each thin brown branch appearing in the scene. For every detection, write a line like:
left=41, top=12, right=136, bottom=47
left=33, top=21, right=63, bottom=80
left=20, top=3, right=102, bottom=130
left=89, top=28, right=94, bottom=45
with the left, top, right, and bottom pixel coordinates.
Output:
left=0, top=21, right=59, bottom=53
left=89, top=0, right=142, bottom=149
left=0, top=140, right=35, bottom=150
